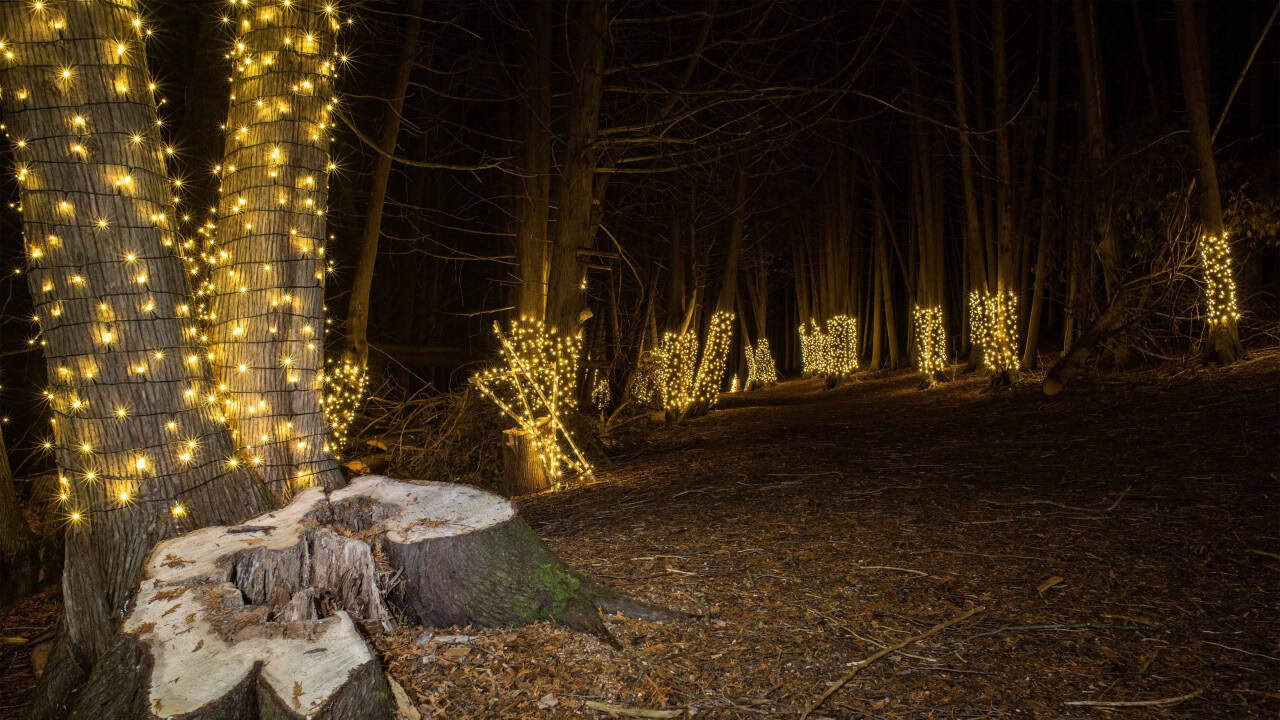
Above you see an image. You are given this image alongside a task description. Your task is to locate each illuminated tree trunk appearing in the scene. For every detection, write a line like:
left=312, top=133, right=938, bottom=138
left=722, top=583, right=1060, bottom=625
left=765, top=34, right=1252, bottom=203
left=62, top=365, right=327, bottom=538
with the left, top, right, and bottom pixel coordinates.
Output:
left=1175, top=1, right=1244, bottom=364
left=1022, top=6, right=1061, bottom=370
left=546, top=0, right=607, bottom=334
left=514, top=0, right=552, bottom=321
left=346, top=0, right=422, bottom=362
left=209, top=0, right=344, bottom=495
left=0, top=3, right=273, bottom=713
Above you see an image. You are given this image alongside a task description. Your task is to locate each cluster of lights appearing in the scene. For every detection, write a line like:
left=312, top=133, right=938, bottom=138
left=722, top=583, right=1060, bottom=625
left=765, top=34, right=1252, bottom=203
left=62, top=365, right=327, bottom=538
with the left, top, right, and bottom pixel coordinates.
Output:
left=912, top=304, right=947, bottom=376
left=471, top=319, right=591, bottom=486
left=589, top=368, right=610, bottom=412
left=319, top=357, right=367, bottom=456
left=653, top=327, right=699, bottom=415
left=798, top=315, right=858, bottom=378
left=629, top=361, right=659, bottom=407
left=691, top=310, right=735, bottom=409
left=199, top=0, right=351, bottom=494
left=1198, top=232, right=1240, bottom=327
left=970, top=290, right=1018, bottom=374
left=0, top=0, right=286, bottom=526
left=744, top=337, right=778, bottom=389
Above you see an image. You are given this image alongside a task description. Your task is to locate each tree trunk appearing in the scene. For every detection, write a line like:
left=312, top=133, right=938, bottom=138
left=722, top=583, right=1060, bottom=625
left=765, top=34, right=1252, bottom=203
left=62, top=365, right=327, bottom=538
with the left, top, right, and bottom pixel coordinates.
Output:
left=64, top=476, right=678, bottom=719
left=209, top=0, right=344, bottom=494
left=1175, top=1, right=1244, bottom=364
left=1072, top=0, right=1120, bottom=296
left=346, top=0, right=423, bottom=363
left=0, top=427, right=37, bottom=607
left=991, top=0, right=1017, bottom=382
left=502, top=427, right=550, bottom=496
left=948, top=0, right=988, bottom=368
left=546, top=0, right=608, bottom=334
left=0, top=4, right=273, bottom=713
left=515, top=0, right=553, bottom=322
left=1022, top=3, right=1062, bottom=370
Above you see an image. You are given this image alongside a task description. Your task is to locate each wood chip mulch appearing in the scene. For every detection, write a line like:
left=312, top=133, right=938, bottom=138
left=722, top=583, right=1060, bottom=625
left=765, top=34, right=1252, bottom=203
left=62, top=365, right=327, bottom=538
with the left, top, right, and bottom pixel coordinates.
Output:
left=376, top=351, right=1279, bottom=718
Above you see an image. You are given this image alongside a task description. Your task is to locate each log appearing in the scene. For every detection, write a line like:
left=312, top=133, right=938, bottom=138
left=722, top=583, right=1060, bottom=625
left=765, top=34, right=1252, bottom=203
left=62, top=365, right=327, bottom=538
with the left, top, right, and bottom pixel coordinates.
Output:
left=502, top=427, right=551, bottom=496
left=69, top=476, right=676, bottom=719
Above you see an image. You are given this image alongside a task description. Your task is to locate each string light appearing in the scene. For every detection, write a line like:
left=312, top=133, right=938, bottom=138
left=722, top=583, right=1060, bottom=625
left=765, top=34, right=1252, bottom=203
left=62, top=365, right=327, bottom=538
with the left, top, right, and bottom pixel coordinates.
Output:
left=798, top=315, right=857, bottom=378
left=970, top=290, right=1018, bottom=374
left=1198, top=231, right=1240, bottom=328
left=471, top=319, right=591, bottom=486
left=744, top=337, right=778, bottom=389
left=912, top=304, right=947, bottom=377
left=319, top=357, right=366, bottom=456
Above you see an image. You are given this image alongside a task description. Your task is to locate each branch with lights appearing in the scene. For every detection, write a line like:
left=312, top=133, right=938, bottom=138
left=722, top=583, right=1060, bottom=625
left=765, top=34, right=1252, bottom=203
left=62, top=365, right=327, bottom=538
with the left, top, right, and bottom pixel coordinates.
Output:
left=470, top=318, right=592, bottom=487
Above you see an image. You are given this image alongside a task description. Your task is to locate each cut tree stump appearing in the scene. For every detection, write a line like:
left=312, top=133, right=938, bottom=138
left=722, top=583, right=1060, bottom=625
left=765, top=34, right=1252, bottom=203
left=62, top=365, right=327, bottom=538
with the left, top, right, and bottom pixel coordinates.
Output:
left=502, top=425, right=550, bottom=496
left=66, top=476, right=676, bottom=720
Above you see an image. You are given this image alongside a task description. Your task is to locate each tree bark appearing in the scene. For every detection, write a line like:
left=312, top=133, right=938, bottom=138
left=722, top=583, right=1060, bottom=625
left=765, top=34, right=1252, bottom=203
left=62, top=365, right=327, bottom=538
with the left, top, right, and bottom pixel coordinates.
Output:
left=515, top=0, right=553, bottom=322
left=64, top=476, right=678, bottom=719
left=0, top=426, right=37, bottom=607
left=1072, top=0, right=1120, bottom=296
left=1022, top=3, right=1062, bottom=370
left=546, top=0, right=608, bottom=334
left=346, top=0, right=423, bottom=363
left=948, top=0, right=988, bottom=368
left=0, top=4, right=272, bottom=713
left=209, top=0, right=344, bottom=494
left=1175, top=1, right=1244, bottom=364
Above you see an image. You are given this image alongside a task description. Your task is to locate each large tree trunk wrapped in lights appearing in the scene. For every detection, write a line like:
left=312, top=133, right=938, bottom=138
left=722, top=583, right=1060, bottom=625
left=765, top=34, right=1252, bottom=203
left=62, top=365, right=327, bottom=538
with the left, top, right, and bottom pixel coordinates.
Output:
left=0, top=3, right=272, bottom=714
left=208, top=0, right=344, bottom=496
left=1175, top=1, right=1244, bottom=365
left=65, top=476, right=676, bottom=720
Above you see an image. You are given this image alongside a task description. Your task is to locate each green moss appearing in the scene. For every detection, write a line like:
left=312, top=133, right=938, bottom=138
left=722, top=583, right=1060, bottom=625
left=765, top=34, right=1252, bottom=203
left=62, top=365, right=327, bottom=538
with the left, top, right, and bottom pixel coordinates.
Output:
left=518, top=561, right=586, bottom=621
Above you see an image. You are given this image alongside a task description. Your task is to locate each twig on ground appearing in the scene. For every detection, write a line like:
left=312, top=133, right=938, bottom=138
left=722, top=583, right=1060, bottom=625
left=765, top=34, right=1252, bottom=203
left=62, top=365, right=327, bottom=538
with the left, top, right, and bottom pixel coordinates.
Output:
left=800, top=605, right=985, bottom=719
left=1062, top=688, right=1202, bottom=707
left=582, top=700, right=683, bottom=718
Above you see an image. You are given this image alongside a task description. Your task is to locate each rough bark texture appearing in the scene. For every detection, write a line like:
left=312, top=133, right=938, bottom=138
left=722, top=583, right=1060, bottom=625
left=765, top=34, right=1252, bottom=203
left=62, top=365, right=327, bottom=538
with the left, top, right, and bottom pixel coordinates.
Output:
left=546, top=0, right=607, bottom=333
left=502, top=427, right=550, bottom=496
left=0, top=6, right=273, bottom=714
left=0, top=427, right=37, bottom=606
left=57, top=476, right=676, bottom=719
left=514, top=0, right=553, bottom=321
left=208, top=0, right=344, bottom=494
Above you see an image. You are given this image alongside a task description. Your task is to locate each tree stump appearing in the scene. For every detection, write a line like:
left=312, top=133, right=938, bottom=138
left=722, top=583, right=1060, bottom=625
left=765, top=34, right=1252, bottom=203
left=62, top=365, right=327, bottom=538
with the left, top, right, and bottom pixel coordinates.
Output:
left=66, top=476, right=675, bottom=719
left=502, top=426, right=550, bottom=496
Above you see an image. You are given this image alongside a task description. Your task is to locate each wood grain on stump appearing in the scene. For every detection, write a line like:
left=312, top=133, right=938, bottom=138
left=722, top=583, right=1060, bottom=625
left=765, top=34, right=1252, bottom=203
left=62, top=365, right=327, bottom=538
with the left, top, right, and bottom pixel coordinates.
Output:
left=74, top=476, right=676, bottom=719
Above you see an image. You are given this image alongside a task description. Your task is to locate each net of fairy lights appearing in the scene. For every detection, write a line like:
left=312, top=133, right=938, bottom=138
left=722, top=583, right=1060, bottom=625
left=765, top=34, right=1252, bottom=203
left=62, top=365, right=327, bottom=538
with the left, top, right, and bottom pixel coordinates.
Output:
left=978, top=290, right=1018, bottom=374
left=319, top=356, right=367, bottom=457
left=470, top=319, right=591, bottom=485
left=1198, top=231, right=1240, bottom=329
left=690, top=310, right=734, bottom=408
left=589, top=367, right=611, bottom=412
left=654, top=327, right=699, bottom=414
left=912, top=304, right=947, bottom=376
left=744, top=337, right=778, bottom=389
left=967, top=290, right=988, bottom=358
left=0, top=1, right=322, bottom=527
left=799, top=315, right=857, bottom=377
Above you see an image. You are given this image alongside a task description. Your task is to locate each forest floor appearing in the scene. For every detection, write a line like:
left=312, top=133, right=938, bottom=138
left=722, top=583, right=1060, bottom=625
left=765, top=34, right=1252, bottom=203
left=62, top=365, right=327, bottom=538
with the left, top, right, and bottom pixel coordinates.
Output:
left=2, top=351, right=1278, bottom=719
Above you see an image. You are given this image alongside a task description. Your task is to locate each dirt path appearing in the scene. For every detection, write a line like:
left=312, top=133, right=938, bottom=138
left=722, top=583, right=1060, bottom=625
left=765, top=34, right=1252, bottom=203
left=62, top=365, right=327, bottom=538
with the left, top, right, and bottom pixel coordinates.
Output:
left=382, top=353, right=1279, bottom=718
left=4, top=355, right=1277, bottom=718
